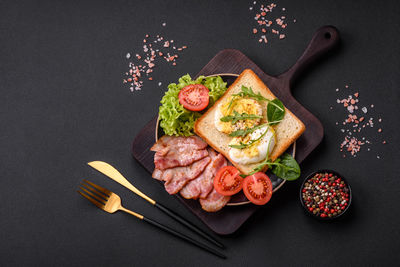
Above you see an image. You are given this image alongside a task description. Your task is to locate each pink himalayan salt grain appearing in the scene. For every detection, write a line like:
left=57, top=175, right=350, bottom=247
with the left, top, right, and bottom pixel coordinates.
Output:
left=333, top=84, right=384, bottom=158
left=250, top=2, right=292, bottom=44
left=123, top=32, right=188, bottom=92
left=340, top=136, right=364, bottom=156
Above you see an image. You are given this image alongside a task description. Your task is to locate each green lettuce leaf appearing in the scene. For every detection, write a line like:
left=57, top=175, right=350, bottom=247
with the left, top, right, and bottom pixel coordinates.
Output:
left=159, top=74, right=227, bottom=136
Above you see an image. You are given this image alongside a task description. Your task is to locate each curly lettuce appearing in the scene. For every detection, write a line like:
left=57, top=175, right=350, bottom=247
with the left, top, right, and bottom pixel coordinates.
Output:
left=159, top=74, right=227, bottom=136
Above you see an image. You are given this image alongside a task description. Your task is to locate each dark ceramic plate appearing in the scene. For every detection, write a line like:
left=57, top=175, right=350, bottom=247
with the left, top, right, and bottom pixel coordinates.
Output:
left=155, top=73, right=296, bottom=205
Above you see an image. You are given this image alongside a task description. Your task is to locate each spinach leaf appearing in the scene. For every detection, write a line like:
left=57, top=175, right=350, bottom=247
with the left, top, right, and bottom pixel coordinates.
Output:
left=267, top=99, right=285, bottom=125
left=247, top=153, right=301, bottom=180
left=270, top=153, right=300, bottom=180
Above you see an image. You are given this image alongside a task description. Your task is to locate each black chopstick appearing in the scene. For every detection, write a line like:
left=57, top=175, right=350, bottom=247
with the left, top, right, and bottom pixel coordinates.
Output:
left=142, top=216, right=226, bottom=259
left=154, top=202, right=224, bottom=248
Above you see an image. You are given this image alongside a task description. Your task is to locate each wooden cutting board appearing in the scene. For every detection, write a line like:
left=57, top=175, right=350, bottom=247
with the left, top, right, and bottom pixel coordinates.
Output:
left=132, top=26, right=340, bottom=235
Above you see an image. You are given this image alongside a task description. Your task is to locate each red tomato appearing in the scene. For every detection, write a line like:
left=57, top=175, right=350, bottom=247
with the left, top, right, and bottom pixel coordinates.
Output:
left=243, top=172, right=273, bottom=205
left=213, top=166, right=243, bottom=196
left=178, top=84, right=209, bottom=111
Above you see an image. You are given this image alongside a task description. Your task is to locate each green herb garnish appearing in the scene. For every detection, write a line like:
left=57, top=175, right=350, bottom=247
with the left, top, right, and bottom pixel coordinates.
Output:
left=220, top=111, right=263, bottom=124
left=246, top=153, right=301, bottom=180
left=230, top=86, right=284, bottom=112
left=229, top=121, right=282, bottom=137
left=228, top=127, right=269, bottom=149
left=267, top=99, right=285, bottom=125
left=233, top=86, right=267, bottom=101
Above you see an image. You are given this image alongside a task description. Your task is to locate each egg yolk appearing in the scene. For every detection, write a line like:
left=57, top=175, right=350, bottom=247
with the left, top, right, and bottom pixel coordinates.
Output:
left=218, top=97, right=262, bottom=134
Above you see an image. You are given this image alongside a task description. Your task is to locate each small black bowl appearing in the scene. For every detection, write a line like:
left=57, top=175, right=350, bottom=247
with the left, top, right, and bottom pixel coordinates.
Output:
left=300, top=169, right=352, bottom=221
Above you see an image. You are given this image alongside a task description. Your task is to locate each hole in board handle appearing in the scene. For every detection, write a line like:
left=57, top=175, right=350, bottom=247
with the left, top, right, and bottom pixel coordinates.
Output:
left=324, top=32, right=332, bottom=39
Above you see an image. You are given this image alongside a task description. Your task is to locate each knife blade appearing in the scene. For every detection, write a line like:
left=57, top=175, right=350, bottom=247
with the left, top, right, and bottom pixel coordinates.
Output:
left=87, top=161, right=155, bottom=204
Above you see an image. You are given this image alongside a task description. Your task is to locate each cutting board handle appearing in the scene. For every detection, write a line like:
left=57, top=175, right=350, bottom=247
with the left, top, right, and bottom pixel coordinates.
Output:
left=278, top=25, right=340, bottom=87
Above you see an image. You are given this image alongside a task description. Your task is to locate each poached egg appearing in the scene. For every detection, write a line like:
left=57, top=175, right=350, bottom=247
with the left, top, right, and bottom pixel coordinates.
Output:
left=228, top=125, right=276, bottom=165
left=214, top=96, right=262, bottom=134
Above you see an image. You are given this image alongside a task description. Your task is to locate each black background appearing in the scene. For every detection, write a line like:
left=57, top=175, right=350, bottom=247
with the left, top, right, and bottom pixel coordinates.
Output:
left=1, top=0, right=400, bottom=266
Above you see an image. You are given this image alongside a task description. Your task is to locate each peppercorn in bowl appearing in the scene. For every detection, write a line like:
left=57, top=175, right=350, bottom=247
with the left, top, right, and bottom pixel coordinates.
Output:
left=300, top=170, right=352, bottom=220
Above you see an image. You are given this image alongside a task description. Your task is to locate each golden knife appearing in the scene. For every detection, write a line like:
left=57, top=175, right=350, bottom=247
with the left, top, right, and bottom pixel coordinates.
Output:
left=87, top=161, right=224, bottom=248
left=88, top=161, right=155, bottom=204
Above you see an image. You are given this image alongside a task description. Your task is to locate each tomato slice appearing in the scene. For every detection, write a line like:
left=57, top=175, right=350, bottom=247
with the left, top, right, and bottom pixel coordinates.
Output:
left=243, top=172, right=273, bottom=205
left=178, top=84, right=209, bottom=111
left=213, top=166, right=243, bottom=196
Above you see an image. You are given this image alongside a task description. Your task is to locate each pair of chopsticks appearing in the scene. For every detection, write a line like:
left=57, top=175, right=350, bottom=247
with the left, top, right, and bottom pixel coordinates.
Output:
left=79, top=161, right=225, bottom=259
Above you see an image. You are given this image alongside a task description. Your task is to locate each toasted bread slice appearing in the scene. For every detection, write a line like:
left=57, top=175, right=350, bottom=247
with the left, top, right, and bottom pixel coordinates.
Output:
left=194, top=69, right=305, bottom=175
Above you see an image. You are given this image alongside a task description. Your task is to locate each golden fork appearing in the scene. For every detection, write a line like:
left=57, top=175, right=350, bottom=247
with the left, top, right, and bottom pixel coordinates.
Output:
left=87, top=161, right=223, bottom=248
left=77, top=179, right=226, bottom=259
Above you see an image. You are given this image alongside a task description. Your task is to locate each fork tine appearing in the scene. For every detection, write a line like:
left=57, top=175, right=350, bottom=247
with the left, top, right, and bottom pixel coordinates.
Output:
left=79, top=186, right=107, bottom=205
left=77, top=190, right=105, bottom=209
left=80, top=183, right=108, bottom=202
left=84, top=179, right=112, bottom=197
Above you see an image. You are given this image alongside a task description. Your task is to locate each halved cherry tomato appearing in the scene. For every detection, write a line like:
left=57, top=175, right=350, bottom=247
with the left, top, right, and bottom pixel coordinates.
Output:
left=178, top=84, right=209, bottom=111
left=213, top=166, right=243, bottom=196
left=243, top=172, right=273, bottom=205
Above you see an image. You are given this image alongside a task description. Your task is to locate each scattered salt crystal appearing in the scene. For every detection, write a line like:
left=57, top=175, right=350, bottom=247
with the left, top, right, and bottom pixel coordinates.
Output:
left=123, top=29, right=188, bottom=93
left=162, top=22, right=166, bottom=27
left=158, top=82, right=162, bottom=86
left=347, top=105, right=354, bottom=113
left=333, top=84, right=384, bottom=159
left=250, top=2, right=290, bottom=44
